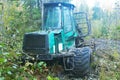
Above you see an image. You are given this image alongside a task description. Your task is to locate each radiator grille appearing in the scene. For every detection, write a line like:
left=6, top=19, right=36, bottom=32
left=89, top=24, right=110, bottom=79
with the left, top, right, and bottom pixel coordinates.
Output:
left=23, top=32, right=49, bottom=54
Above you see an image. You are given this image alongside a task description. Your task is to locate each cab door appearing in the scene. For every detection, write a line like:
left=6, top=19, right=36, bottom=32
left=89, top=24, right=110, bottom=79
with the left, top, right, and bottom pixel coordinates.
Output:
left=62, top=7, right=76, bottom=49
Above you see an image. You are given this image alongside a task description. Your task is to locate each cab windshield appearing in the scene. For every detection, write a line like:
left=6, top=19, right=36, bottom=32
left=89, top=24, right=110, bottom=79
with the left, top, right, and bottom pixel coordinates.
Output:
left=43, top=6, right=61, bottom=30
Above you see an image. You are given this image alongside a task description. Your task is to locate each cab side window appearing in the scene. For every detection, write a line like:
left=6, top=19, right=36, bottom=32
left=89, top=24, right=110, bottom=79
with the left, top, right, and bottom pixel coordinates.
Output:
left=63, top=7, right=73, bottom=33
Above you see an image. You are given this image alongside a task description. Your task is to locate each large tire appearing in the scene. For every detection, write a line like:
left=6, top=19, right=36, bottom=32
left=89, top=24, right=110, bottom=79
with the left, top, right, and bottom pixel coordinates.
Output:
left=69, top=47, right=92, bottom=77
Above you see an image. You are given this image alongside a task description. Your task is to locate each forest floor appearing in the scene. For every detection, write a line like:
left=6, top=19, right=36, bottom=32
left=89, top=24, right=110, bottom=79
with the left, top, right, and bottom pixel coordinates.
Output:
left=55, top=38, right=120, bottom=80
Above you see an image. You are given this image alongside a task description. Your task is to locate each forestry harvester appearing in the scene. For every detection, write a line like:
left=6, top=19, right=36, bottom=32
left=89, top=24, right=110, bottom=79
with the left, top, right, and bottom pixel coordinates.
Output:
left=22, top=2, right=92, bottom=76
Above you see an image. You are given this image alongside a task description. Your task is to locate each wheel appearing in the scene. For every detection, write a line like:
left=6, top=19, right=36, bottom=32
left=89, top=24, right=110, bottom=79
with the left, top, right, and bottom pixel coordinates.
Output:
left=69, top=47, right=92, bottom=77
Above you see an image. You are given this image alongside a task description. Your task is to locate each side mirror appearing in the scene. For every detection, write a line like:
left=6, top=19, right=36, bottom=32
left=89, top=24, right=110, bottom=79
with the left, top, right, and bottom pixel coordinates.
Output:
left=74, top=12, right=91, bottom=37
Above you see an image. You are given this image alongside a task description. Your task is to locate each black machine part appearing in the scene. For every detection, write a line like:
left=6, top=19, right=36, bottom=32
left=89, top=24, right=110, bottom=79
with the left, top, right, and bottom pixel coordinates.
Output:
left=74, top=12, right=91, bottom=37
left=22, top=32, right=49, bottom=54
left=64, top=47, right=92, bottom=77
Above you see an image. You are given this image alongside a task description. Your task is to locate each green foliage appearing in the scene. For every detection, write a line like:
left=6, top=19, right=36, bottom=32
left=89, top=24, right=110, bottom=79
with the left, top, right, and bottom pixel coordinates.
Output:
left=91, top=2, right=120, bottom=40
left=1, top=1, right=41, bottom=53
left=0, top=45, right=3, bottom=54
left=0, top=53, right=23, bottom=80
left=111, top=51, right=120, bottom=60
left=37, top=62, right=47, bottom=72
left=0, top=52, right=50, bottom=79
left=99, top=67, right=106, bottom=80
left=91, top=20, right=103, bottom=38
left=91, top=19, right=120, bottom=40
left=92, top=50, right=120, bottom=80
left=47, top=75, right=59, bottom=80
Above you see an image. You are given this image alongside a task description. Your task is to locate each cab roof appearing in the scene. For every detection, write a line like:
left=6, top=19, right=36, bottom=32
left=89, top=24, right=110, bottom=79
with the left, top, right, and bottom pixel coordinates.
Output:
left=44, top=2, right=75, bottom=9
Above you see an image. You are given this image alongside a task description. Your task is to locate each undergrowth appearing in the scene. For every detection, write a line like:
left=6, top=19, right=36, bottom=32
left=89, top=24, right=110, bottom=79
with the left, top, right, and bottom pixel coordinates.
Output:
left=92, top=49, right=120, bottom=80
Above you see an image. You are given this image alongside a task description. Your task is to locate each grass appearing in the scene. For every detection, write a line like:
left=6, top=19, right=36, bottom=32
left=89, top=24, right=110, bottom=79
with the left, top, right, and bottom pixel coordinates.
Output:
left=92, top=49, right=120, bottom=80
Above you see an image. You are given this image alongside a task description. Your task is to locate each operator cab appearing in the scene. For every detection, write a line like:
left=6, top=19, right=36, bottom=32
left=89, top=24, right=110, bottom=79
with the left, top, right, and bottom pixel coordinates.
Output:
left=43, top=2, right=75, bottom=32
